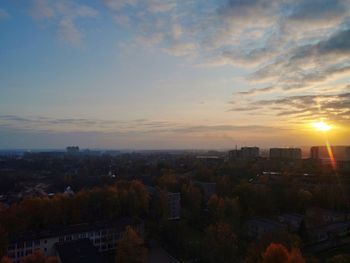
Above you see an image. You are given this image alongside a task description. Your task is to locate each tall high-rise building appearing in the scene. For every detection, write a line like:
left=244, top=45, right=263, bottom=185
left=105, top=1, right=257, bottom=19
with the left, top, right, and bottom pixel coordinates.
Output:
left=228, top=147, right=260, bottom=160
left=269, top=148, right=302, bottom=159
left=310, top=146, right=350, bottom=161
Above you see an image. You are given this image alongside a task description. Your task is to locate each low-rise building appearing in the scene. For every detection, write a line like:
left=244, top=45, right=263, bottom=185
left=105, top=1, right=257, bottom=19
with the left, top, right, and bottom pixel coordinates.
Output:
left=308, top=221, right=350, bottom=243
left=5, top=218, right=143, bottom=263
left=247, top=218, right=286, bottom=238
left=306, top=207, right=350, bottom=226
left=278, top=213, right=304, bottom=232
left=146, top=186, right=181, bottom=220
left=55, top=239, right=101, bottom=263
left=167, top=192, right=181, bottom=220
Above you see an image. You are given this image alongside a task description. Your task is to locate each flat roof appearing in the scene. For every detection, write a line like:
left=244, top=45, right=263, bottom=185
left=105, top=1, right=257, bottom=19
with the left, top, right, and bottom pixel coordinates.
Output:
left=55, top=239, right=102, bottom=263
left=10, top=217, right=142, bottom=243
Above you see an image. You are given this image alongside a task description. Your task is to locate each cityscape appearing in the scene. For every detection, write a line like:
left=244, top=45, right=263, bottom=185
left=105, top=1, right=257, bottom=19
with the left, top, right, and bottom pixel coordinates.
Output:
left=1, top=0, right=350, bottom=263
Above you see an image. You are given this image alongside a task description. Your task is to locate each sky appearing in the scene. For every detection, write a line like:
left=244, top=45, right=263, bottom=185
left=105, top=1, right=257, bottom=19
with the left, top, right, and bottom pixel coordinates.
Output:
left=0, top=0, right=349, bottom=149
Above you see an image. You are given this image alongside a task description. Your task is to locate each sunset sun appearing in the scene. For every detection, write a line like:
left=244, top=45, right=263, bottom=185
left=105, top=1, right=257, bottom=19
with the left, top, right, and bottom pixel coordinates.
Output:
left=312, top=121, right=332, bottom=132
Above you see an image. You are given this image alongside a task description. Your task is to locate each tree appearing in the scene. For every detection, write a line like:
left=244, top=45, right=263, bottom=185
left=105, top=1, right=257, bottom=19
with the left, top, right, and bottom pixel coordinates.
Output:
left=19, top=250, right=58, bottom=263
left=0, top=226, right=8, bottom=260
left=204, top=222, right=238, bottom=263
left=0, top=257, right=13, bottom=263
left=246, top=231, right=301, bottom=263
left=327, top=254, right=350, bottom=263
left=286, top=248, right=305, bottom=263
left=44, top=257, right=59, bottom=263
left=260, top=243, right=305, bottom=263
left=116, top=226, right=148, bottom=263
left=261, top=243, right=289, bottom=263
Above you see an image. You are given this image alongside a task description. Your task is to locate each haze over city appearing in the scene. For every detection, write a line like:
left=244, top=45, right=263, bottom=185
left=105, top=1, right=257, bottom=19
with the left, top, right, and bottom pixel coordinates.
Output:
left=1, top=0, right=350, bottom=149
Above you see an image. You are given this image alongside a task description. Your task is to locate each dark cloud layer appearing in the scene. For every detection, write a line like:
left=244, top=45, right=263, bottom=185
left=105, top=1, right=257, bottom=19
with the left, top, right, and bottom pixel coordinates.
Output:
left=230, top=92, right=350, bottom=124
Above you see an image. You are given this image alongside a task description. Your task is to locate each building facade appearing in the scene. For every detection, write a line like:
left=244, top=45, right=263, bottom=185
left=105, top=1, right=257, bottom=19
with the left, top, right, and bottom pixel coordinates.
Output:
left=228, top=147, right=260, bottom=160
left=311, top=146, right=350, bottom=161
left=269, top=148, right=302, bottom=159
left=6, top=218, right=143, bottom=263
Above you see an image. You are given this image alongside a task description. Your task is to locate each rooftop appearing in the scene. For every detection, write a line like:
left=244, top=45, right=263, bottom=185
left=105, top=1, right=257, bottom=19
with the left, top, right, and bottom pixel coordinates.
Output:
left=10, top=217, right=142, bottom=243
left=55, top=239, right=102, bottom=263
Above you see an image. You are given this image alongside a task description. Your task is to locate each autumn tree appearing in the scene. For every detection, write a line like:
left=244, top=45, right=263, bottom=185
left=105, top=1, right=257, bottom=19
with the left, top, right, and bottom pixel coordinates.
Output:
left=19, top=250, right=58, bottom=263
left=246, top=230, right=301, bottom=263
left=0, top=226, right=8, bottom=260
left=261, top=243, right=289, bottom=263
left=116, top=226, right=148, bottom=263
left=207, top=195, right=240, bottom=227
left=0, top=257, right=13, bottom=263
left=157, top=173, right=179, bottom=192
left=327, top=254, right=350, bottom=263
left=260, top=243, right=305, bottom=263
left=181, top=184, right=202, bottom=222
left=0, top=181, right=150, bottom=237
left=204, top=222, right=238, bottom=263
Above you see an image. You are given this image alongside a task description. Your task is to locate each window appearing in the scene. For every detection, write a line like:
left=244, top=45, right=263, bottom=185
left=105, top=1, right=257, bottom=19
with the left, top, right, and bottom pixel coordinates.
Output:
left=25, top=241, right=32, bottom=247
left=17, top=243, right=24, bottom=249
left=34, top=240, right=40, bottom=246
left=8, top=245, right=15, bottom=251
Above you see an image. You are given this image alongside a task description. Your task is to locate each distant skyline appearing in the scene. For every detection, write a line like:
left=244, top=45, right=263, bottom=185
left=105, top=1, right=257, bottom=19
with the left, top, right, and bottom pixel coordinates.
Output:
left=0, top=0, right=349, bottom=149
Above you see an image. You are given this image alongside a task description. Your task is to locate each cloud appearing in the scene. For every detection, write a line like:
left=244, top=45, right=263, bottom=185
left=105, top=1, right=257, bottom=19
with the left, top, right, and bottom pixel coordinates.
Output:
left=57, top=18, right=82, bottom=44
left=230, top=92, right=350, bottom=124
left=30, top=0, right=98, bottom=45
left=20, top=0, right=350, bottom=128
left=235, top=86, right=276, bottom=96
left=0, top=114, right=286, bottom=136
left=31, top=0, right=55, bottom=19
left=286, top=0, right=347, bottom=23
left=0, top=8, right=10, bottom=19
left=165, top=42, right=198, bottom=56
left=101, top=0, right=350, bottom=93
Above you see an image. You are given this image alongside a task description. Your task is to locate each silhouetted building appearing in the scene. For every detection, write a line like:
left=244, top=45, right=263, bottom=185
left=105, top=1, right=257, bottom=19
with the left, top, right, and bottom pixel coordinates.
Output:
left=310, top=146, right=350, bottom=161
left=228, top=147, right=259, bottom=160
left=66, top=146, right=79, bottom=154
left=247, top=218, right=286, bottom=238
left=269, top=148, right=301, bottom=159
left=167, top=192, right=181, bottom=220
left=228, top=149, right=240, bottom=159
left=5, top=218, right=143, bottom=263
left=241, top=147, right=260, bottom=158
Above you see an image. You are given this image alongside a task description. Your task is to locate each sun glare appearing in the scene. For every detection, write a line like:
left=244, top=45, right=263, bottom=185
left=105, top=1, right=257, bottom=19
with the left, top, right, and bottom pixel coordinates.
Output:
left=312, top=121, right=332, bottom=132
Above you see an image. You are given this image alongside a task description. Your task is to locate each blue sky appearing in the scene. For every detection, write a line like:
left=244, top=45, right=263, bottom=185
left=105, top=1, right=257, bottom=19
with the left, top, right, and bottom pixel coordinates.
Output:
left=0, top=0, right=349, bottom=149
